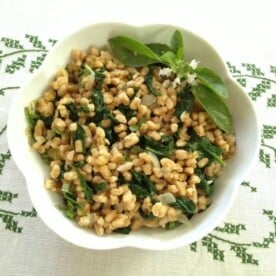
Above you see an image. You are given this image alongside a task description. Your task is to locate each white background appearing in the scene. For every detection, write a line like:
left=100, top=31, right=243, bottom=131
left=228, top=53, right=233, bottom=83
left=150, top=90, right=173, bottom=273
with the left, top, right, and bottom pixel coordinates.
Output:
left=0, top=0, right=275, bottom=63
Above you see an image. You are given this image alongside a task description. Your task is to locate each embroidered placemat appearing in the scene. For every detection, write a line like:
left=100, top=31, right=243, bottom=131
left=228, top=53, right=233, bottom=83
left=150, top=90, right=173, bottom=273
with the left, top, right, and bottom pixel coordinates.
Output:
left=0, top=33, right=275, bottom=276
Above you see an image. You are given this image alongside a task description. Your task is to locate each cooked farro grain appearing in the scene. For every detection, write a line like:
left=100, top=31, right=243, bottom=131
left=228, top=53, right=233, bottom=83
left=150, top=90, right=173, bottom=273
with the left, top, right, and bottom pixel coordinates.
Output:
left=25, top=42, right=236, bottom=236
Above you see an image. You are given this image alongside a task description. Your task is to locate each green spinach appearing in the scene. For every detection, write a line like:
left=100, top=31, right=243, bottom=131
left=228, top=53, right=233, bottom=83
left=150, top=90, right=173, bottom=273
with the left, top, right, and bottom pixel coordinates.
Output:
left=113, top=226, right=131, bottom=234
left=175, top=85, right=194, bottom=119
left=169, top=196, right=196, bottom=214
left=139, top=134, right=174, bottom=158
left=186, top=129, right=224, bottom=166
left=195, top=168, right=215, bottom=196
left=129, top=171, right=156, bottom=199
left=71, top=123, right=86, bottom=153
left=165, top=221, right=182, bottom=230
left=75, top=168, right=93, bottom=202
left=144, top=67, right=160, bottom=96
left=61, top=183, right=80, bottom=219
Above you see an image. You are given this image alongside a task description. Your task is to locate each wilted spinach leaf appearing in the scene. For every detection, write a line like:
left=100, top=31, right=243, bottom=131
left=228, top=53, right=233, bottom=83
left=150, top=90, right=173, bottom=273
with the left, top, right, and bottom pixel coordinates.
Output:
left=139, top=134, right=174, bottom=158
left=169, top=196, right=196, bottom=214
left=129, top=171, right=156, bottom=199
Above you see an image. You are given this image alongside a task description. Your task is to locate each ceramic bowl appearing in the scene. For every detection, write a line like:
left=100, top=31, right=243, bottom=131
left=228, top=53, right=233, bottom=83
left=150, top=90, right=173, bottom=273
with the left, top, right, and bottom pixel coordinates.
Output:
left=7, top=22, right=259, bottom=250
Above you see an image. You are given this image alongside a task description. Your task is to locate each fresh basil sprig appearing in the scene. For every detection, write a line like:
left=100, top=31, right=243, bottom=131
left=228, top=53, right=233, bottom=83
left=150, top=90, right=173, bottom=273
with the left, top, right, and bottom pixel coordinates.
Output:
left=108, top=30, right=233, bottom=133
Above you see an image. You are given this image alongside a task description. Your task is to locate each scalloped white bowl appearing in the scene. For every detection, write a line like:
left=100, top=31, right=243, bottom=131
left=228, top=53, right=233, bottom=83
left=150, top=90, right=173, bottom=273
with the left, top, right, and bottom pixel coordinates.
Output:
left=7, top=23, right=259, bottom=250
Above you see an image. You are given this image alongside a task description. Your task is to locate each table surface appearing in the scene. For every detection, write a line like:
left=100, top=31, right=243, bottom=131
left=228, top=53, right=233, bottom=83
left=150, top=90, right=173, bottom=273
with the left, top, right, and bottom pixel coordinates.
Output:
left=1, top=1, right=275, bottom=275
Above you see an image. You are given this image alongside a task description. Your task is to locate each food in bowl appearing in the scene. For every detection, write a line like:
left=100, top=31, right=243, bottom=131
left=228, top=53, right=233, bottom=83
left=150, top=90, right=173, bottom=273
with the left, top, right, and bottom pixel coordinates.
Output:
left=24, top=30, right=236, bottom=236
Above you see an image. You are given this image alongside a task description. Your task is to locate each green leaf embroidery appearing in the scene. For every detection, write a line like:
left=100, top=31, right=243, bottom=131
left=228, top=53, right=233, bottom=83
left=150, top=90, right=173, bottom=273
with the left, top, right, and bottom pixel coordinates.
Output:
left=241, top=181, right=257, bottom=193
left=29, top=53, right=47, bottom=73
left=267, top=94, right=276, bottom=107
left=249, top=80, right=271, bottom=101
left=226, top=61, right=241, bottom=74
left=5, top=54, right=26, bottom=73
left=259, top=149, right=271, bottom=168
left=0, top=150, right=11, bottom=175
left=0, top=190, right=18, bottom=203
left=25, top=34, right=46, bottom=49
left=1, top=37, right=23, bottom=49
left=202, top=236, right=225, bottom=261
left=242, top=63, right=264, bottom=76
left=230, top=245, right=259, bottom=265
left=215, top=223, right=246, bottom=234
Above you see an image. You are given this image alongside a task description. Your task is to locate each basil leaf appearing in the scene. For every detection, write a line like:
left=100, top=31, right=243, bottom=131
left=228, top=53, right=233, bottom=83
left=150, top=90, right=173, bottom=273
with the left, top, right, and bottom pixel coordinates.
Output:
left=192, top=84, right=232, bottom=133
left=169, top=196, right=196, bottom=214
left=195, top=67, right=228, bottom=98
left=109, top=36, right=160, bottom=67
left=146, top=43, right=171, bottom=56
left=171, top=30, right=184, bottom=60
left=160, top=51, right=177, bottom=68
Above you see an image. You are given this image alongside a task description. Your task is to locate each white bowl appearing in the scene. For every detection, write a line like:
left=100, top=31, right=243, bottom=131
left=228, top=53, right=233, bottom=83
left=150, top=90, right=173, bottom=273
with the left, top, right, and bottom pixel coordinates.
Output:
left=7, top=23, right=259, bottom=250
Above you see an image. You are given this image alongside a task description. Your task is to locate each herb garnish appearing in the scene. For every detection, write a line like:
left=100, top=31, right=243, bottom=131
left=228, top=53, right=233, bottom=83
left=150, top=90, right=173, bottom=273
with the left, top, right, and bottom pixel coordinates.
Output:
left=109, top=30, right=232, bottom=133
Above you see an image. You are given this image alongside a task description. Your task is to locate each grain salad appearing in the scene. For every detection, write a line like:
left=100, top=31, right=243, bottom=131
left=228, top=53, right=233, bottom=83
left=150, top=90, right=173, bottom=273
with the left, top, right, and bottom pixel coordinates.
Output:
left=25, top=30, right=236, bottom=235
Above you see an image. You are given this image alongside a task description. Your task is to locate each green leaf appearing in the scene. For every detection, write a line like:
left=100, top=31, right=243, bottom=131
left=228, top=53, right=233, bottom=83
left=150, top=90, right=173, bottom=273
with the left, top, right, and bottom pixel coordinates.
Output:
left=170, top=30, right=184, bottom=60
left=144, top=67, right=160, bottom=96
left=109, top=36, right=160, bottom=67
left=113, top=226, right=131, bottom=234
left=169, top=196, right=196, bottom=214
left=195, top=168, right=215, bottom=196
left=175, top=86, right=194, bottom=119
left=139, top=135, right=174, bottom=158
left=93, top=182, right=107, bottom=193
left=165, top=221, right=182, bottom=230
left=146, top=43, right=171, bottom=56
left=104, top=127, right=118, bottom=144
left=192, top=84, right=232, bottom=133
left=129, top=171, right=156, bottom=199
left=75, top=168, right=93, bottom=202
left=66, top=102, right=79, bottom=121
left=72, top=124, right=86, bottom=153
left=117, top=104, right=136, bottom=120
left=61, top=183, right=80, bottom=220
left=139, top=208, right=156, bottom=219
left=195, top=67, right=228, bottom=98
left=187, top=129, right=224, bottom=166
left=160, top=51, right=177, bottom=68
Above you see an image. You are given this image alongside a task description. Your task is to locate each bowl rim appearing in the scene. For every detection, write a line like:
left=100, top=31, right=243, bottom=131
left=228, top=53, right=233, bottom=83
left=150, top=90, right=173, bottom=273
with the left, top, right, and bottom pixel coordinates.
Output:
left=7, top=22, right=260, bottom=250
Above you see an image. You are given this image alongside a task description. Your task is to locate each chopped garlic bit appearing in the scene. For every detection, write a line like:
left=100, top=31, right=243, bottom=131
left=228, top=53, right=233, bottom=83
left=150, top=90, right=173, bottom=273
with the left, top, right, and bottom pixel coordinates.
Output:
left=159, top=67, right=173, bottom=77
left=189, top=59, right=199, bottom=70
